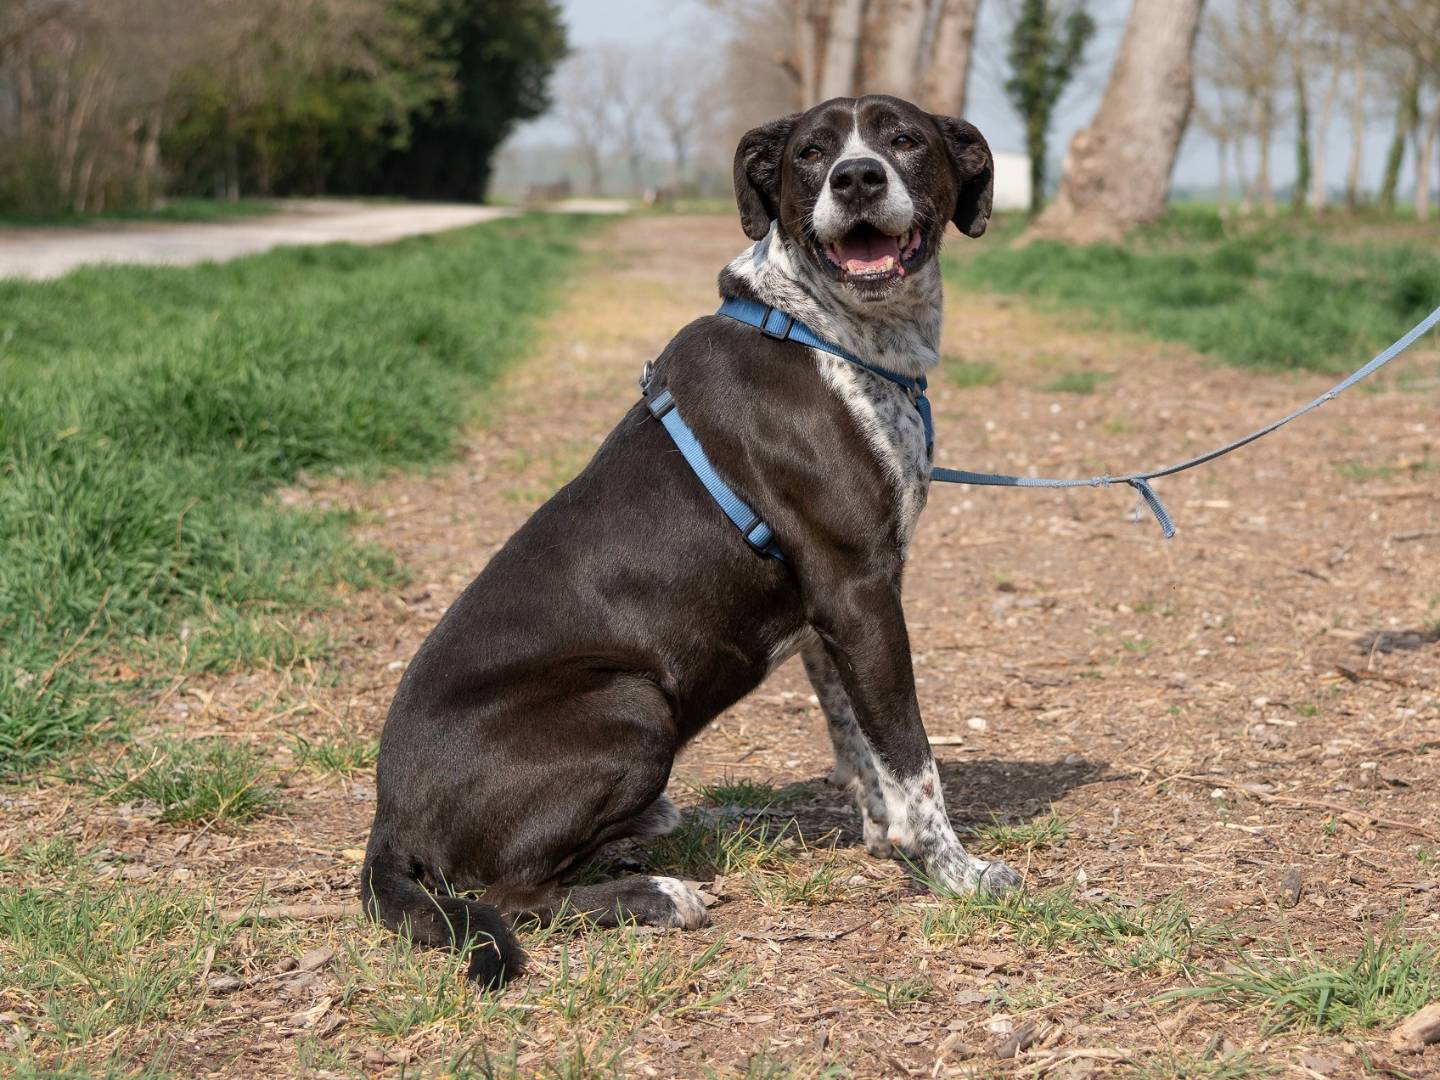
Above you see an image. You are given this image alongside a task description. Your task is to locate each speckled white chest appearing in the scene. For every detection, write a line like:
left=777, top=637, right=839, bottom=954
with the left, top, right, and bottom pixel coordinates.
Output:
left=812, top=351, right=931, bottom=556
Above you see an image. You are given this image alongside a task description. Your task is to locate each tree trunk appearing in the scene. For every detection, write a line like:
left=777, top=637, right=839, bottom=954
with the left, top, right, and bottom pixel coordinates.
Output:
left=1254, top=94, right=1275, bottom=215
left=1417, top=99, right=1440, bottom=222
left=1380, top=62, right=1419, bottom=213
left=1236, top=135, right=1254, bottom=215
left=819, top=0, right=866, bottom=99
left=1216, top=135, right=1230, bottom=217
left=1308, top=65, right=1340, bottom=212
left=874, top=0, right=929, bottom=97
left=794, top=0, right=821, bottom=105
left=1344, top=58, right=1366, bottom=210
left=1291, top=55, right=1309, bottom=212
left=1027, top=0, right=1206, bottom=244
left=139, top=105, right=164, bottom=209
left=917, top=0, right=979, bottom=116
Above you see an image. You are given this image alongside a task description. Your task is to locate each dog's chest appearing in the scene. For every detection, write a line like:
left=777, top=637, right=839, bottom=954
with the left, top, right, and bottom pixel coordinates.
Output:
left=812, top=352, right=931, bottom=554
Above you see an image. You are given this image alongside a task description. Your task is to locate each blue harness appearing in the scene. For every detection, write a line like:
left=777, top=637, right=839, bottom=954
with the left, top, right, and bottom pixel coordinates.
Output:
left=642, top=297, right=1440, bottom=559
left=642, top=297, right=935, bottom=561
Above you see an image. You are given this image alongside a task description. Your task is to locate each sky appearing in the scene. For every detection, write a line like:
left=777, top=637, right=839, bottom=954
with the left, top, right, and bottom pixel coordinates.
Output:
left=508, top=0, right=1401, bottom=198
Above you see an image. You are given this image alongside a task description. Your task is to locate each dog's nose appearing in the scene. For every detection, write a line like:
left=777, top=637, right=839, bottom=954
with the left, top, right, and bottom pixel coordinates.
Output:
left=829, top=157, right=887, bottom=201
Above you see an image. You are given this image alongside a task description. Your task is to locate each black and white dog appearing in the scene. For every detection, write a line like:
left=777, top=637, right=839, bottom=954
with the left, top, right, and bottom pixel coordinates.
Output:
left=362, top=95, right=1020, bottom=987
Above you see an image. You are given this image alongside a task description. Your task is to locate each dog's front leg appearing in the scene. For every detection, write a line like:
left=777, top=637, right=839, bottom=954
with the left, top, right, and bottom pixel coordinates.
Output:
left=805, top=577, right=1020, bottom=897
left=801, top=640, right=894, bottom=859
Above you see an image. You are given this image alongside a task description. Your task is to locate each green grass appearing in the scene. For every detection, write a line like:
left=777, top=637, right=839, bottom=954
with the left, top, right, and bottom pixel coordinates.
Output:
left=0, top=877, right=235, bottom=1071
left=947, top=208, right=1440, bottom=372
left=917, top=887, right=1223, bottom=974
left=0, top=197, right=278, bottom=228
left=91, top=737, right=278, bottom=825
left=970, top=811, right=1069, bottom=854
left=0, top=215, right=590, bottom=773
left=846, top=975, right=932, bottom=1010
left=645, top=812, right=799, bottom=880
left=1044, top=369, right=1112, bottom=394
left=694, top=776, right=791, bottom=809
left=291, top=731, right=379, bottom=776
left=945, top=358, right=1000, bottom=388
left=1164, top=927, right=1440, bottom=1033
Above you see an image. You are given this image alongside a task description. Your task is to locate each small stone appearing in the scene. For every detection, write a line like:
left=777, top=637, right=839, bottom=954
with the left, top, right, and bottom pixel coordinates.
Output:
left=1280, top=868, right=1304, bottom=908
left=966, top=717, right=988, bottom=732
left=297, top=946, right=336, bottom=973
left=1299, top=1054, right=1342, bottom=1075
left=1392, top=1002, right=1440, bottom=1053
left=120, top=864, right=153, bottom=881
left=206, top=974, right=245, bottom=993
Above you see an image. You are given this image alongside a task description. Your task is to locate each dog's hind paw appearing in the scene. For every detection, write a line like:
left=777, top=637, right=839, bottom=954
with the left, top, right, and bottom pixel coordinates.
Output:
left=648, top=876, right=711, bottom=930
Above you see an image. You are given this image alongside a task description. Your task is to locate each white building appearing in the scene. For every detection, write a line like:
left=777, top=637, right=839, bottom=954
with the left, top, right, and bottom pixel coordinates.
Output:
left=990, top=151, right=1032, bottom=213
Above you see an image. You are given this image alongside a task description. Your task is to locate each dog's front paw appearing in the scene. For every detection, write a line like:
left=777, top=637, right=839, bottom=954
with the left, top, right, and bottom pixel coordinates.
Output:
left=974, top=860, right=1022, bottom=896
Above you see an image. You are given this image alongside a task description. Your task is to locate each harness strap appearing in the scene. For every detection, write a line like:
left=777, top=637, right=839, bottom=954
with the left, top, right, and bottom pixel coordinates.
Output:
left=645, top=386, right=784, bottom=560
left=716, top=297, right=934, bottom=448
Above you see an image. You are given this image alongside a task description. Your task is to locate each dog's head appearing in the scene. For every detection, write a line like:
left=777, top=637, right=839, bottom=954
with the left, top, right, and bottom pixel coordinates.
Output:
left=734, top=95, right=993, bottom=304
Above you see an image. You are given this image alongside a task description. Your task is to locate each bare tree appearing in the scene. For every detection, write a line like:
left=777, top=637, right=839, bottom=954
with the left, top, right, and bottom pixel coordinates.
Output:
left=917, top=0, right=981, bottom=115
left=871, top=0, right=929, bottom=95
left=1373, top=1, right=1440, bottom=218
left=1029, top=0, right=1206, bottom=243
left=819, top=0, right=866, bottom=98
left=652, top=52, right=711, bottom=185
left=555, top=51, right=616, bottom=194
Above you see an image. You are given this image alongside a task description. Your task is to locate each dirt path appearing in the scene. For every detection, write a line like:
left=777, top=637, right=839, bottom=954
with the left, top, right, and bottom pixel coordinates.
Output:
left=0, top=200, right=521, bottom=280
left=11, top=214, right=1440, bottom=1076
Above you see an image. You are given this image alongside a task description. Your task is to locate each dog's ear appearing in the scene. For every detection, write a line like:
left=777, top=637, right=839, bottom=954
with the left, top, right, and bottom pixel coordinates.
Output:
left=733, top=113, right=800, bottom=241
left=932, top=116, right=994, bottom=239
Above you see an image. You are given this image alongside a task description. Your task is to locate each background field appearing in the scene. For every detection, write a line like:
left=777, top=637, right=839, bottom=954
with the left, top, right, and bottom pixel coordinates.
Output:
left=1, top=207, right=1437, bottom=1077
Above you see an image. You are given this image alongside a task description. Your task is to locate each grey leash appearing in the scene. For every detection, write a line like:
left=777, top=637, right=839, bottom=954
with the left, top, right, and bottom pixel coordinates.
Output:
left=931, top=302, right=1440, bottom=538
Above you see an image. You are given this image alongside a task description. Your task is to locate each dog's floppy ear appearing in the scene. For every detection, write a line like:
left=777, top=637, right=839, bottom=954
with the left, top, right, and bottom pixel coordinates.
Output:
left=733, top=113, right=799, bottom=241
left=932, top=116, right=994, bottom=238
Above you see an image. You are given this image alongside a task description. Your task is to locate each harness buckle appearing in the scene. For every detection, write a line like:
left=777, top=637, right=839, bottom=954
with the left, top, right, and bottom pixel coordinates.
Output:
left=639, top=360, right=654, bottom=392
left=759, top=306, right=794, bottom=341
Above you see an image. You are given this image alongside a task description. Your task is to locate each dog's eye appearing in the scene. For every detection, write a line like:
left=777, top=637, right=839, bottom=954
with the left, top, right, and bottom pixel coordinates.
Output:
left=892, top=133, right=918, bottom=150
left=799, top=146, right=824, bottom=163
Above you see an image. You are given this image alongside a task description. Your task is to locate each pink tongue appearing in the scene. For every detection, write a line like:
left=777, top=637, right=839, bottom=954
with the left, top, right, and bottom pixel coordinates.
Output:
left=837, top=231, right=900, bottom=271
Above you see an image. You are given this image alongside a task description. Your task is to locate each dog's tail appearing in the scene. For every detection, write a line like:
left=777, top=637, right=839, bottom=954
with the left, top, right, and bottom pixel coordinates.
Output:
left=361, top=831, right=524, bottom=989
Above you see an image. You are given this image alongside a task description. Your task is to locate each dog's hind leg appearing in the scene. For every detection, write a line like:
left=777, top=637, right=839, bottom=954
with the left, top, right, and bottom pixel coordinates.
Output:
left=469, top=674, right=706, bottom=934
left=802, top=640, right=894, bottom=858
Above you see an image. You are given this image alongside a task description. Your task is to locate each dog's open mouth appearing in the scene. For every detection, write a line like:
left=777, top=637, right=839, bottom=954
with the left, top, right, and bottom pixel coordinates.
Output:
left=822, top=223, right=923, bottom=284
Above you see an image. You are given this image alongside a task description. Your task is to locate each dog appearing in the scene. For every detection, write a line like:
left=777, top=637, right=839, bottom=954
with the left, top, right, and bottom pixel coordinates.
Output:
left=361, top=94, right=1021, bottom=988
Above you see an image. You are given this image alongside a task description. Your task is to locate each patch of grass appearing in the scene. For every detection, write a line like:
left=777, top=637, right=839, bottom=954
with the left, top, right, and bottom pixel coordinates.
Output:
left=1164, top=927, right=1440, bottom=1033
left=970, top=811, right=1069, bottom=854
left=0, top=197, right=278, bottom=228
left=535, top=934, right=748, bottom=1022
left=291, top=732, right=378, bottom=776
left=645, top=812, right=799, bottom=880
left=1044, top=370, right=1112, bottom=394
left=846, top=976, right=932, bottom=1010
left=1127, top=1049, right=1279, bottom=1078
left=947, top=209, right=1440, bottom=372
left=16, top=834, right=81, bottom=874
left=917, top=887, right=1223, bottom=974
left=945, top=358, right=1000, bottom=388
left=0, top=878, right=234, bottom=1068
left=694, top=776, right=792, bottom=809
left=91, top=737, right=278, bottom=825
left=0, top=214, right=591, bottom=772
left=748, top=849, right=851, bottom=910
